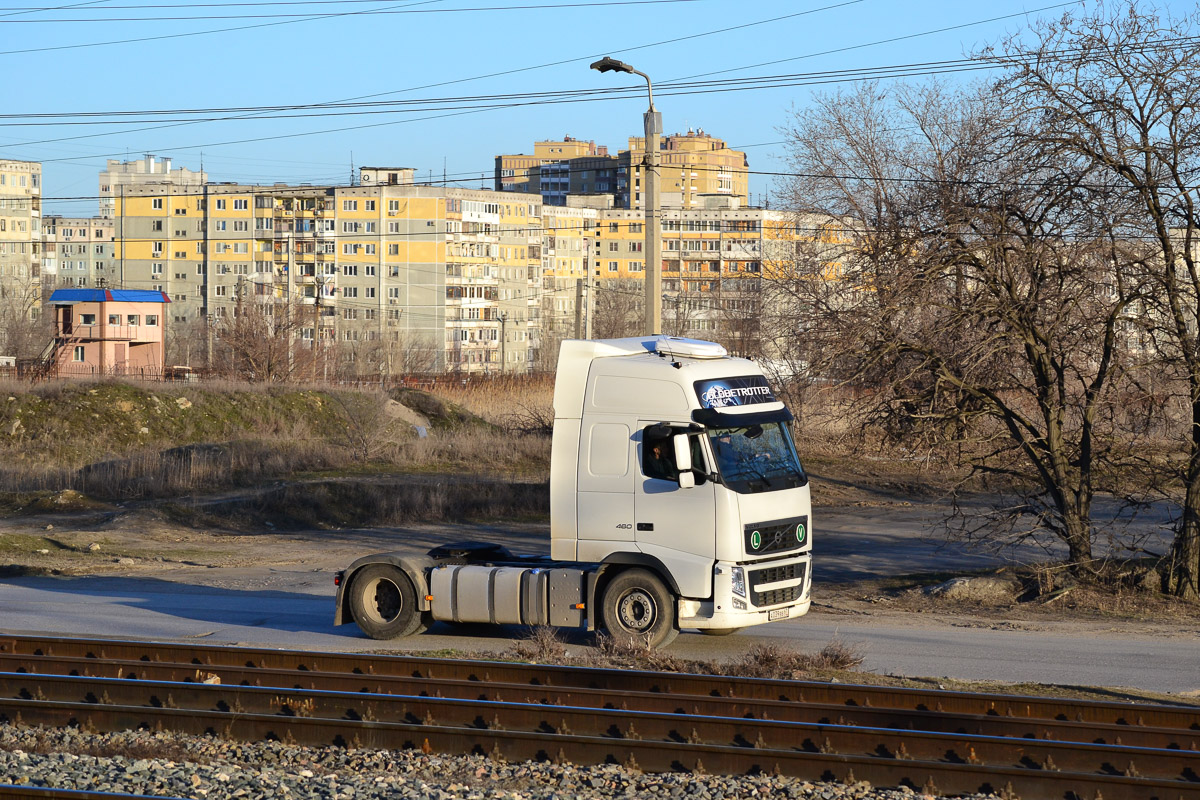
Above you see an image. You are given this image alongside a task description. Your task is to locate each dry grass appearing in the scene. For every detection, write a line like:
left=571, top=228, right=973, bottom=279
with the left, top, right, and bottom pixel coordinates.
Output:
left=428, top=374, right=555, bottom=432
left=0, top=379, right=551, bottom=506
left=511, top=627, right=864, bottom=680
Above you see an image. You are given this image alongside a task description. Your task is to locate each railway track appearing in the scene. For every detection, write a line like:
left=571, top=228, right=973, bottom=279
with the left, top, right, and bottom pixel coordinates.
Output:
left=0, top=634, right=1196, bottom=800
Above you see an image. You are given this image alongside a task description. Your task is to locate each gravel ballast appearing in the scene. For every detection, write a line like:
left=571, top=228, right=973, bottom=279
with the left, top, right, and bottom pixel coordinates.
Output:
left=0, top=722, right=999, bottom=800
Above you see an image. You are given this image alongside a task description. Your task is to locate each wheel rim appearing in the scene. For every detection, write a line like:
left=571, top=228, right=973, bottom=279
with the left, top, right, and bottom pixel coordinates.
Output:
left=363, top=578, right=402, bottom=624
left=617, top=588, right=657, bottom=632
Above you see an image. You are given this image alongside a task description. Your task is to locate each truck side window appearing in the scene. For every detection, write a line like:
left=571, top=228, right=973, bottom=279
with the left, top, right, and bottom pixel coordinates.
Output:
left=641, top=429, right=678, bottom=481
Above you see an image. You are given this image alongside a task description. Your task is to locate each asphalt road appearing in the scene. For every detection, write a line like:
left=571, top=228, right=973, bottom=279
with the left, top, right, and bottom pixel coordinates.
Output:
left=0, top=500, right=1195, bottom=696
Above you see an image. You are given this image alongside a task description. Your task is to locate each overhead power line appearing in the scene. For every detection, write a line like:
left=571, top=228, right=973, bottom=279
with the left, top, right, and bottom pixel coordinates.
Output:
left=0, top=0, right=720, bottom=21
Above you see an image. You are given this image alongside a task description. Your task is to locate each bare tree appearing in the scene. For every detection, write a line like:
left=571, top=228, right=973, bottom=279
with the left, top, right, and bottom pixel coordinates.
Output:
left=0, top=281, right=50, bottom=360
left=779, top=79, right=1144, bottom=567
left=211, top=299, right=311, bottom=382
left=987, top=1, right=1200, bottom=595
left=593, top=279, right=642, bottom=339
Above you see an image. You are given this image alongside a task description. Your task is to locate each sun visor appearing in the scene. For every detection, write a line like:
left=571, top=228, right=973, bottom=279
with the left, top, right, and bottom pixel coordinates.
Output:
left=692, top=405, right=793, bottom=428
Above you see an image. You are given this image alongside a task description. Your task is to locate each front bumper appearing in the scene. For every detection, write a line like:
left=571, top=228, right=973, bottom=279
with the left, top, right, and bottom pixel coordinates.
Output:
left=677, top=552, right=811, bottom=630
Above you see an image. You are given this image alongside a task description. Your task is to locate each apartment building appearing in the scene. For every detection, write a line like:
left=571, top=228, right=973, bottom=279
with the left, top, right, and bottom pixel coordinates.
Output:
left=41, top=216, right=114, bottom=289
left=111, top=171, right=543, bottom=375
left=99, top=156, right=206, bottom=220
left=496, top=130, right=747, bottom=210
left=622, top=129, right=748, bottom=210
left=591, top=200, right=796, bottom=352
left=0, top=159, right=42, bottom=320
left=495, top=136, right=608, bottom=200
left=539, top=204, right=597, bottom=360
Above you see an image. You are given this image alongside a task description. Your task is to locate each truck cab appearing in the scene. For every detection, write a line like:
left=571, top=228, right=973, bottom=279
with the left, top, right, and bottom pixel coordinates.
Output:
left=334, top=336, right=811, bottom=648
left=551, top=336, right=811, bottom=642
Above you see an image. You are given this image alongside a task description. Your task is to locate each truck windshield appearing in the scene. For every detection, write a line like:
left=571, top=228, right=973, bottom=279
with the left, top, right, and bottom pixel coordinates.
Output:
left=707, top=422, right=808, bottom=494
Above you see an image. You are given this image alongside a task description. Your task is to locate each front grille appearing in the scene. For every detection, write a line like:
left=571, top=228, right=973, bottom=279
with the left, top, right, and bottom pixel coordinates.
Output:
left=753, top=585, right=802, bottom=607
left=749, top=562, right=806, bottom=608
left=744, top=516, right=808, bottom=556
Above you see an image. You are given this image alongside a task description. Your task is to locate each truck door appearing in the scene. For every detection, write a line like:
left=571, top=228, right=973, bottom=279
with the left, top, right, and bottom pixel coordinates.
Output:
left=634, top=424, right=716, bottom=579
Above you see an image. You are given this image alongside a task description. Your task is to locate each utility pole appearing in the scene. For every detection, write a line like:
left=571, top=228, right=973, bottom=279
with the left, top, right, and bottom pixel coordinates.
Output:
left=584, top=271, right=593, bottom=340
left=206, top=313, right=215, bottom=368
left=499, top=312, right=508, bottom=372
left=574, top=277, right=584, bottom=339
left=643, top=98, right=662, bottom=336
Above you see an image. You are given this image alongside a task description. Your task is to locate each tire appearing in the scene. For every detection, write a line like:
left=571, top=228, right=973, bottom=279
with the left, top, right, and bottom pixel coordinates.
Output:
left=600, top=568, right=679, bottom=649
left=699, top=627, right=744, bottom=636
left=348, top=564, right=430, bottom=639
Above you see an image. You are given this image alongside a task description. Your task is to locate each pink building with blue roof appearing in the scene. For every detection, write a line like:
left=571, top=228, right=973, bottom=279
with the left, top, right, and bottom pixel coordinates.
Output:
left=43, top=289, right=170, bottom=378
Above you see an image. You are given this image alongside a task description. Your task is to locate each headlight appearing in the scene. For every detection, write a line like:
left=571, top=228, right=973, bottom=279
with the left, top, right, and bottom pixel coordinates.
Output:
left=731, top=566, right=746, bottom=597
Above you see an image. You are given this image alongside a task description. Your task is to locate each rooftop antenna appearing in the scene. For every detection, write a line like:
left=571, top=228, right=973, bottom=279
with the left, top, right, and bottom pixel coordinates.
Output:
left=443, top=157, right=447, bottom=186
left=349, top=152, right=356, bottom=186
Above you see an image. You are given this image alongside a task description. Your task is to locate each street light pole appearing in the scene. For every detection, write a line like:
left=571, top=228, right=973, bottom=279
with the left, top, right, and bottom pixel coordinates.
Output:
left=591, top=56, right=662, bottom=336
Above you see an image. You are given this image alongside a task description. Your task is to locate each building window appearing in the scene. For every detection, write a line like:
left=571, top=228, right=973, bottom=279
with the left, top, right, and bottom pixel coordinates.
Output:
left=152, top=198, right=163, bottom=210
left=234, top=199, right=248, bottom=210
left=108, top=314, right=120, bottom=325
left=145, top=315, right=158, bottom=326
left=343, top=200, right=357, bottom=211
left=80, top=314, right=96, bottom=325
left=364, top=200, right=376, bottom=211
left=73, top=346, right=85, bottom=362
left=127, top=315, right=140, bottom=325
left=608, top=261, right=618, bottom=272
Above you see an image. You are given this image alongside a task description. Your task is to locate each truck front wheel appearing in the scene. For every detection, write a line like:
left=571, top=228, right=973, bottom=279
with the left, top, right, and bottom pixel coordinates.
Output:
left=601, top=568, right=679, bottom=648
left=348, top=564, right=430, bottom=639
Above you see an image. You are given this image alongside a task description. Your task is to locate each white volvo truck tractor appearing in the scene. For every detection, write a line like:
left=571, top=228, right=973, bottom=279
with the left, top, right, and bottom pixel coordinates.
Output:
left=334, top=336, right=812, bottom=648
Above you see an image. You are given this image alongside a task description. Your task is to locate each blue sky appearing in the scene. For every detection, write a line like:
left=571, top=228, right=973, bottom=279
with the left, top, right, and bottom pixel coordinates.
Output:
left=2, top=0, right=1177, bottom=215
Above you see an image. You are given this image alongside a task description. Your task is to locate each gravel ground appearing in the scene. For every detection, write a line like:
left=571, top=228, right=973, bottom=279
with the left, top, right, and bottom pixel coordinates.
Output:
left=0, top=723, right=1000, bottom=800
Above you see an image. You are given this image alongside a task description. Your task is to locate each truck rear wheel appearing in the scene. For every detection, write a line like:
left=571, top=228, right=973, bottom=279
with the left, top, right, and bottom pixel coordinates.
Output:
left=349, top=564, right=430, bottom=639
left=601, top=568, right=679, bottom=648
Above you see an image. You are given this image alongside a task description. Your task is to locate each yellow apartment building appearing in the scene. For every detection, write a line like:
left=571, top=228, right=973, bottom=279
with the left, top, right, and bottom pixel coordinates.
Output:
left=539, top=204, right=597, bottom=361
left=623, top=129, right=748, bottom=210
left=496, top=130, right=746, bottom=210
left=112, top=173, right=543, bottom=375
left=495, top=136, right=608, bottom=200
left=591, top=202, right=799, bottom=353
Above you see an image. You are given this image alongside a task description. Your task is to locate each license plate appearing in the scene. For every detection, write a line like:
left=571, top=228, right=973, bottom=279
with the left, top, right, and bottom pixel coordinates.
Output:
left=768, top=608, right=789, bottom=621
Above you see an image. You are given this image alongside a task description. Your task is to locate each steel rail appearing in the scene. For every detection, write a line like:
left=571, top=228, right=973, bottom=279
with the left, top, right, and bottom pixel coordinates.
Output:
left=2, top=671, right=1196, bottom=785
left=3, top=634, right=1196, bottom=731
left=0, top=788, right=182, bottom=800
left=3, top=693, right=1197, bottom=800
left=2, top=653, right=1197, bottom=753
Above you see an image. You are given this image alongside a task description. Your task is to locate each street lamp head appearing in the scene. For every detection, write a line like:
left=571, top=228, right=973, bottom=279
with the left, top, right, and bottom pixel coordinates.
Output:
left=590, top=56, right=634, bottom=74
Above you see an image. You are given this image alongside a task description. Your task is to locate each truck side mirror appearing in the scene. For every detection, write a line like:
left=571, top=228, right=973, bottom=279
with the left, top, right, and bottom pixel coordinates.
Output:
left=673, top=433, right=694, bottom=489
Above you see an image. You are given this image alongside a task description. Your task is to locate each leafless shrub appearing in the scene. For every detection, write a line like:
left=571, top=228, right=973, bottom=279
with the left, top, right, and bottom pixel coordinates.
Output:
left=587, top=633, right=691, bottom=674
left=509, top=634, right=865, bottom=681
left=512, top=626, right=569, bottom=662
left=726, top=640, right=865, bottom=679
